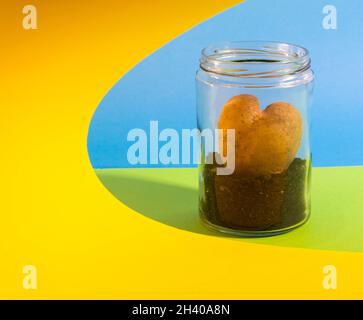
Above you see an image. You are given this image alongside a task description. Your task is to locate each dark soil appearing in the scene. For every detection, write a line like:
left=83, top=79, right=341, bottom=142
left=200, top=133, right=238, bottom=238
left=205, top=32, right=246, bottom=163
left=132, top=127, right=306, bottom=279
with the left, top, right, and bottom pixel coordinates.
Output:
left=200, top=158, right=310, bottom=231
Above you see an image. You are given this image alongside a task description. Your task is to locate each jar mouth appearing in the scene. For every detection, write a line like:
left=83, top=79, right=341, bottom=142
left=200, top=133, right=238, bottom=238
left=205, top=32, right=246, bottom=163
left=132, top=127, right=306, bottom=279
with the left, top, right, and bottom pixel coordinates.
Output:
left=200, top=41, right=311, bottom=80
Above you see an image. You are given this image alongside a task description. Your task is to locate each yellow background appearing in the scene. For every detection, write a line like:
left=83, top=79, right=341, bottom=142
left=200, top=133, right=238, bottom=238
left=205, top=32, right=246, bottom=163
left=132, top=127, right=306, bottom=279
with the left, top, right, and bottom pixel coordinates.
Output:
left=1, top=0, right=363, bottom=299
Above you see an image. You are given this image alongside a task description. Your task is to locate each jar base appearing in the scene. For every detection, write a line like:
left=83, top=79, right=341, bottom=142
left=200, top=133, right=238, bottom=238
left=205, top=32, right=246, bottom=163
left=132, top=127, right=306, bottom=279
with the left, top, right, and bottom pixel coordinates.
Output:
left=200, top=212, right=310, bottom=238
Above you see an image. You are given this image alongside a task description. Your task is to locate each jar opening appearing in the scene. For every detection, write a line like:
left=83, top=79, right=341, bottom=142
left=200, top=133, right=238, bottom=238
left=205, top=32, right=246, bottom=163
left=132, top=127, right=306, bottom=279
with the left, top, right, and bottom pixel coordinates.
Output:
left=200, top=41, right=312, bottom=83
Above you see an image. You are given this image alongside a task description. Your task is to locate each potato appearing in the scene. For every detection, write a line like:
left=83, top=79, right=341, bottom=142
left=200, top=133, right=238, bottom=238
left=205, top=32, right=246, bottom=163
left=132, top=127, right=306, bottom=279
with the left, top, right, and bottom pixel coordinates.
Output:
left=218, top=94, right=302, bottom=176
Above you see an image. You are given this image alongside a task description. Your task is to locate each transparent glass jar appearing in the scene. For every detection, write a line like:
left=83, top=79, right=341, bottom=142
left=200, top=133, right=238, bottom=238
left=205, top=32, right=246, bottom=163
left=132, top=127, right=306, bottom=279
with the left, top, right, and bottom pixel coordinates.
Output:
left=196, top=41, right=314, bottom=237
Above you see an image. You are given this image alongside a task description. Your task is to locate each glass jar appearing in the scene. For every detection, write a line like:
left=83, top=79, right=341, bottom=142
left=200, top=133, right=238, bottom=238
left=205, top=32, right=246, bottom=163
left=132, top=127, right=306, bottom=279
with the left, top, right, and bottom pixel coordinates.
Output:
left=196, top=41, right=314, bottom=237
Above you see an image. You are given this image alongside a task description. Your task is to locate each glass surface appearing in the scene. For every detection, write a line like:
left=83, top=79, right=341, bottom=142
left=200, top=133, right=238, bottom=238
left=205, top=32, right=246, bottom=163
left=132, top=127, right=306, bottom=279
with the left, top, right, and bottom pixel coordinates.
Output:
left=196, top=41, right=314, bottom=236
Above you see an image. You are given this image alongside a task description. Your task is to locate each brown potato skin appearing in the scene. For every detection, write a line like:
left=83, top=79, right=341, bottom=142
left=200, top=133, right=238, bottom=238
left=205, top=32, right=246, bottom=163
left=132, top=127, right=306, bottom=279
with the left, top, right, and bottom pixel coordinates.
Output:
left=218, top=94, right=302, bottom=176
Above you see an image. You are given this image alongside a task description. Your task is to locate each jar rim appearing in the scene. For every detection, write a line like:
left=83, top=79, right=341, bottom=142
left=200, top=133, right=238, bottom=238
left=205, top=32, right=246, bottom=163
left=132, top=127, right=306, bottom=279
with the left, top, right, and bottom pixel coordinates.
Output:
left=200, top=41, right=313, bottom=84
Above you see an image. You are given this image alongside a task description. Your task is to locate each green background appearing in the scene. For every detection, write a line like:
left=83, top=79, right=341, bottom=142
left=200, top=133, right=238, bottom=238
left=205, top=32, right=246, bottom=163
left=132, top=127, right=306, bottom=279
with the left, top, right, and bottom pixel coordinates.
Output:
left=96, top=166, right=363, bottom=252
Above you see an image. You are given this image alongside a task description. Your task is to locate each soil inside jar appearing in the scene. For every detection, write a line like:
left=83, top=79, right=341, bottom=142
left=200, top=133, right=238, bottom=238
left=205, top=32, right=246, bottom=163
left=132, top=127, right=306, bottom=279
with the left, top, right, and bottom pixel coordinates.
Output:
left=200, top=157, right=310, bottom=231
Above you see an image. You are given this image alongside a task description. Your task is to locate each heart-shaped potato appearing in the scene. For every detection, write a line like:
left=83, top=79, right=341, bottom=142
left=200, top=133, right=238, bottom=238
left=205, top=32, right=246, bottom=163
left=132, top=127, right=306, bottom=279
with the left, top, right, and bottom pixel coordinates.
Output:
left=218, top=94, right=302, bottom=176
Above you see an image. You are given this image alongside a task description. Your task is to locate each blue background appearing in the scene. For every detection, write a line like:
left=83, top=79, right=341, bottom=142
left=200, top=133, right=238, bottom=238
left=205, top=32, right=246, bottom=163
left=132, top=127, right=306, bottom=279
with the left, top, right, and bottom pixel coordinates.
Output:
left=88, top=0, right=363, bottom=168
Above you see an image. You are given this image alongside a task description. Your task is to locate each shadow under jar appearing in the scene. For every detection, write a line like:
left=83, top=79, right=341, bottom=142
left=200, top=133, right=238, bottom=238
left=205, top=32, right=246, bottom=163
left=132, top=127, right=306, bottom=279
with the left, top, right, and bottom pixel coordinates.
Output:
left=196, top=41, right=314, bottom=237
